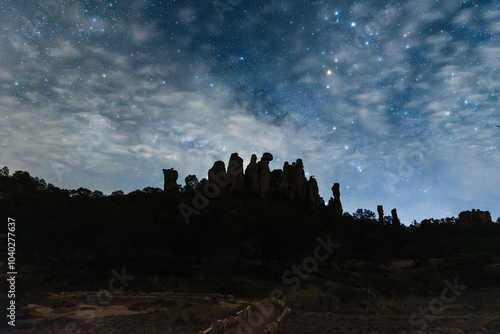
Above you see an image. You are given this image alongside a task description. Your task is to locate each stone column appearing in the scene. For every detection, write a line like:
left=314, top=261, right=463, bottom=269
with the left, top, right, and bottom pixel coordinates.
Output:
left=258, top=152, right=273, bottom=197
left=377, top=205, right=384, bottom=224
left=332, top=183, right=343, bottom=221
left=391, top=208, right=400, bottom=225
left=163, top=168, right=178, bottom=192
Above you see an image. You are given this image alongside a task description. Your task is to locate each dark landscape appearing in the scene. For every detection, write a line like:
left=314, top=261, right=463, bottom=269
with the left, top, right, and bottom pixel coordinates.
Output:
left=1, top=154, right=499, bottom=334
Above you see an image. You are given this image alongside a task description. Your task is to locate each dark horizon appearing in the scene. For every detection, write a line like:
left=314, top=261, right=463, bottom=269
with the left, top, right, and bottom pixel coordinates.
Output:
left=1, top=162, right=498, bottom=227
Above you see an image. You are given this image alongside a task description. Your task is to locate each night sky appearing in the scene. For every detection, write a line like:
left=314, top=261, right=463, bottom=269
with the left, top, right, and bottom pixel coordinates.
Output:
left=1, top=0, right=499, bottom=224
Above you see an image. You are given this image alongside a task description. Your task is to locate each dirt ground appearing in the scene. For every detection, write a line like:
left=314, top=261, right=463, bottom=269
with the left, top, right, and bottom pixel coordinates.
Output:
left=279, top=311, right=498, bottom=334
left=10, top=291, right=282, bottom=334
left=7, top=291, right=500, bottom=334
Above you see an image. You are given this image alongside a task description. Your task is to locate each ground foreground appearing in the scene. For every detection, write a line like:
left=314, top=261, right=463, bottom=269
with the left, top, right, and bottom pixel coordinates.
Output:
left=6, top=289, right=500, bottom=334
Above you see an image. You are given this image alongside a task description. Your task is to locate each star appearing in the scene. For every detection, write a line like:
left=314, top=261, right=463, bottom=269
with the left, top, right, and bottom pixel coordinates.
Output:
left=0, top=0, right=497, bottom=224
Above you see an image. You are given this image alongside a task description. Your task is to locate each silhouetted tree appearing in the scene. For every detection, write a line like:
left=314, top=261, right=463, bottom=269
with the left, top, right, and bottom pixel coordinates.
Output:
left=34, top=177, right=47, bottom=190
left=184, top=175, right=199, bottom=193
left=111, top=190, right=125, bottom=196
left=198, top=177, right=209, bottom=191
left=74, top=187, right=92, bottom=197
left=142, top=186, right=162, bottom=194
left=12, top=170, right=46, bottom=191
left=0, top=166, right=9, bottom=176
left=46, top=183, right=59, bottom=193
left=91, top=190, right=104, bottom=198
left=353, top=208, right=376, bottom=222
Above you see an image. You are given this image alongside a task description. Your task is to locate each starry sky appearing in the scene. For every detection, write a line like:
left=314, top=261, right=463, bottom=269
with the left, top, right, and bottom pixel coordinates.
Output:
left=1, top=0, right=499, bottom=224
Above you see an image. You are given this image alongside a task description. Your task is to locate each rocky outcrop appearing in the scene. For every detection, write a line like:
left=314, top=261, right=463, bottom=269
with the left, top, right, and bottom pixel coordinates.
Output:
left=377, top=205, right=384, bottom=224
left=208, top=161, right=228, bottom=196
left=305, top=176, right=321, bottom=210
left=270, top=169, right=289, bottom=194
left=283, top=159, right=307, bottom=199
left=180, top=152, right=322, bottom=208
left=293, top=159, right=306, bottom=199
left=331, top=183, right=343, bottom=220
left=227, top=153, right=245, bottom=193
left=258, top=152, right=273, bottom=197
left=391, top=208, right=400, bottom=225
left=244, top=154, right=259, bottom=193
left=163, top=168, right=178, bottom=191
left=282, top=162, right=294, bottom=199
left=458, top=209, right=492, bottom=229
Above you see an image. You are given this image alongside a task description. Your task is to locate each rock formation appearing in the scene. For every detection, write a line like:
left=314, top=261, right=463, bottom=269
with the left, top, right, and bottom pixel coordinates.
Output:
left=179, top=152, right=323, bottom=208
left=391, top=208, right=400, bottom=225
left=163, top=168, right=178, bottom=191
left=305, top=176, right=321, bottom=210
left=294, top=159, right=306, bottom=199
left=270, top=169, right=282, bottom=188
left=244, top=154, right=259, bottom=193
left=331, top=183, right=343, bottom=221
left=283, top=159, right=307, bottom=199
left=258, top=152, right=273, bottom=197
left=208, top=160, right=228, bottom=196
left=282, top=162, right=294, bottom=199
left=458, top=209, right=492, bottom=229
left=227, top=153, right=245, bottom=193
left=377, top=205, right=384, bottom=224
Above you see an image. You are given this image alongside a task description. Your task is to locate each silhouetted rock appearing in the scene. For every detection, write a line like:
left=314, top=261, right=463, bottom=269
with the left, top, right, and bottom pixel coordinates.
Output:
left=258, top=152, right=273, bottom=197
left=283, top=161, right=290, bottom=175
left=270, top=169, right=282, bottom=188
left=163, top=168, right=178, bottom=191
left=283, top=159, right=307, bottom=199
left=271, top=169, right=293, bottom=198
left=305, top=176, right=321, bottom=210
left=227, top=153, right=245, bottom=193
left=331, top=183, right=343, bottom=221
left=377, top=205, right=384, bottom=224
left=391, top=208, right=400, bottom=225
left=294, top=159, right=306, bottom=199
left=458, top=209, right=492, bottom=229
left=283, top=162, right=294, bottom=199
left=208, top=160, right=228, bottom=196
left=245, top=154, right=259, bottom=193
